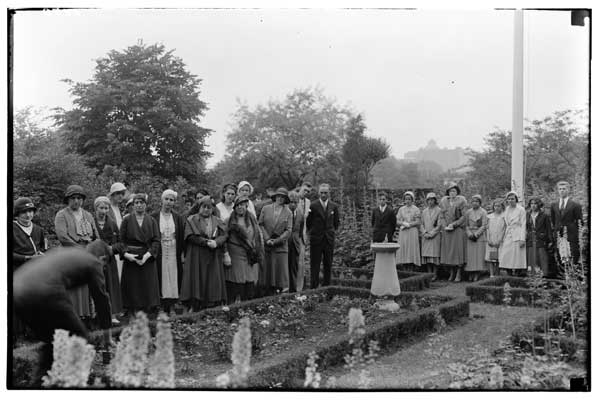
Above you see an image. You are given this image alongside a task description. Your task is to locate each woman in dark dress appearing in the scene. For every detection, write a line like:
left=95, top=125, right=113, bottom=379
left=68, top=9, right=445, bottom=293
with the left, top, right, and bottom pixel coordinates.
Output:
left=119, top=193, right=161, bottom=315
left=93, top=196, right=123, bottom=323
left=180, top=196, right=228, bottom=311
left=13, top=197, right=46, bottom=270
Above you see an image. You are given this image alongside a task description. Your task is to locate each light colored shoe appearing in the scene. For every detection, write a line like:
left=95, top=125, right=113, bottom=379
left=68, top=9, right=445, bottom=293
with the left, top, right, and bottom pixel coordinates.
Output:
left=111, top=318, right=120, bottom=324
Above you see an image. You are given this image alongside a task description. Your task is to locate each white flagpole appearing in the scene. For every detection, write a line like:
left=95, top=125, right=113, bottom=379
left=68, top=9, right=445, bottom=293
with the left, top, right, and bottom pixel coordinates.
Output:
left=511, top=9, right=525, bottom=203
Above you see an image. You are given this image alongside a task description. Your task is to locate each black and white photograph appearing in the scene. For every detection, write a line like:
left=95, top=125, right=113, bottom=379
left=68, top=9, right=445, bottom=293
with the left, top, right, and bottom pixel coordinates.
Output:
left=4, top=0, right=593, bottom=393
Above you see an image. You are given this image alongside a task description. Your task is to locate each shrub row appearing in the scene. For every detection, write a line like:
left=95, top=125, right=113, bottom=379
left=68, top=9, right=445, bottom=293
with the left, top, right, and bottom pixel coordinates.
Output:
left=245, top=286, right=470, bottom=388
left=331, top=266, right=422, bottom=280
left=331, top=272, right=434, bottom=292
left=465, top=277, right=563, bottom=306
left=12, top=286, right=469, bottom=388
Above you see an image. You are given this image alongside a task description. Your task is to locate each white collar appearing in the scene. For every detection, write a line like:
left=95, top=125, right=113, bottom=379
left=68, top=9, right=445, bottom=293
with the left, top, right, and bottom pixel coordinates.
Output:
left=560, top=197, right=569, bottom=205
left=320, top=199, right=328, bottom=208
left=380, top=205, right=386, bottom=211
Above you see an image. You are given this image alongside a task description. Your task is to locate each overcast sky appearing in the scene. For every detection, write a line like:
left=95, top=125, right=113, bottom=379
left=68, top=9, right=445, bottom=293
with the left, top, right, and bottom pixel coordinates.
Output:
left=12, top=8, right=589, bottom=167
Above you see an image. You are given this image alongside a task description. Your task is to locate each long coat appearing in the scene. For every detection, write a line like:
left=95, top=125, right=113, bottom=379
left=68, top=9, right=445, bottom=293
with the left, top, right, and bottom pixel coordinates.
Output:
left=150, top=210, right=185, bottom=296
left=119, top=214, right=161, bottom=309
left=499, top=205, right=527, bottom=270
left=12, top=222, right=46, bottom=270
left=371, top=205, right=397, bottom=242
left=226, top=213, right=262, bottom=284
left=94, top=216, right=124, bottom=314
left=259, top=203, right=293, bottom=288
left=420, top=206, right=442, bottom=260
left=54, top=206, right=99, bottom=317
left=180, top=214, right=228, bottom=305
left=439, top=195, right=468, bottom=266
left=526, top=211, right=553, bottom=249
left=550, top=198, right=582, bottom=262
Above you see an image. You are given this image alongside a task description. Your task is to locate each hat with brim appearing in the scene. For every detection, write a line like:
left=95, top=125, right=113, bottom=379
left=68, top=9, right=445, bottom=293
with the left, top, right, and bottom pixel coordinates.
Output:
left=505, top=191, right=519, bottom=202
left=471, top=194, right=483, bottom=204
left=445, top=182, right=461, bottom=196
left=125, top=196, right=134, bottom=208
left=64, top=185, right=86, bottom=203
left=14, top=197, right=37, bottom=216
left=131, top=193, right=148, bottom=204
left=425, top=192, right=438, bottom=204
left=238, top=180, right=254, bottom=195
left=271, top=187, right=290, bottom=204
left=403, top=191, right=416, bottom=202
left=197, top=195, right=213, bottom=207
left=108, top=182, right=127, bottom=197
left=234, top=195, right=250, bottom=208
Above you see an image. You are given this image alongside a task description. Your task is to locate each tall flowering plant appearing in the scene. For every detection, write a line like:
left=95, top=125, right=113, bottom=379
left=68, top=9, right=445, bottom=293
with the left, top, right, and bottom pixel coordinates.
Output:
left=216, top=316, right=252, bottom=388
left=109, top=311, right=151, bottom=387
left=42, top=329, right=96, bottom=388
left=147, top=313, right=175, bottom=388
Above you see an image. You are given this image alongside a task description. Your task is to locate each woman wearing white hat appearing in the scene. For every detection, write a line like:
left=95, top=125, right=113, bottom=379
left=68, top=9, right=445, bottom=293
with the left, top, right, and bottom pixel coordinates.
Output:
left=421, top=192, right=442, bottom=279
left=237, top=181, right=257, bottom=217
left=499, top=191, right=527, bottom=275
left=395, top=191, right=422, bottom=269
left=108, top=182, right=127, bottom=281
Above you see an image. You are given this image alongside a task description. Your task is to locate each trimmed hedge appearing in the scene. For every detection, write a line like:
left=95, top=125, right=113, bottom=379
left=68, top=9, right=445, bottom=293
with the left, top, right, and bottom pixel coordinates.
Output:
left=245, top=286, right=469, bottom=388
left=332, top=267, right=423, bottom=280
left=12, top=286, right=469, bottom=389
left=331, top=272, right=434, bottom=292
left=509, top=309, right=580, bottom=360
left=465, top=276, right=564, bottom=306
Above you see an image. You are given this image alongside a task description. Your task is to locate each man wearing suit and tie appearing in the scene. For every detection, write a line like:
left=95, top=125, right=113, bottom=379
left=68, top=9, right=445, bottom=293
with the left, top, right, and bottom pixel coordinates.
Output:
left=372, top=192, right=397, bottom=242
left=550, top=181, right=583, bottom=269
left=306, top=183, right=340, bottom=289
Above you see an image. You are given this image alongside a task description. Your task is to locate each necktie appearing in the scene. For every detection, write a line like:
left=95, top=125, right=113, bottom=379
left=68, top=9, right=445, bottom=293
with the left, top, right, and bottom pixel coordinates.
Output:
left=560, top=199, right=565, bottom=210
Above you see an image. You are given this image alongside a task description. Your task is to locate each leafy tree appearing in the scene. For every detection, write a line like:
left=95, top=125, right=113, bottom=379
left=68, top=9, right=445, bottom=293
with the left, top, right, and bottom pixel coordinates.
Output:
left=55, top=41, right=212, bottom=183
left=217, top=87, right=354, bottom=191
left=341, top=114, right=390, bottom=203
left=466, top=109, right=588, bottom=200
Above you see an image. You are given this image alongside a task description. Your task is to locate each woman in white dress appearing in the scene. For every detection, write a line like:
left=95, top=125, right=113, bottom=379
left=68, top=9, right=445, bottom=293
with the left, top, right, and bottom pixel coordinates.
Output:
left=216, top=184, right=237, bottom=224
left=151, top=189, right=185, bottom=313
left=485, top=199, right=506, bottom=277
left=499, top=191, right=527, bottom=275
left=396, top=191, right=421, bottom=270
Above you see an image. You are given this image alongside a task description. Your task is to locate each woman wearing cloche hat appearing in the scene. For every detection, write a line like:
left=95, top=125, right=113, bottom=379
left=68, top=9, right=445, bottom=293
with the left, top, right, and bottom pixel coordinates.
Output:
left=439, top=182, right=468, bottom=282
left=420, top=192, right=442, bottom=279
left=395, top=191, right=422, bottom=270
left=13, top=197, right=46, bottom=269
left=258, top=187, right=293, bottom=295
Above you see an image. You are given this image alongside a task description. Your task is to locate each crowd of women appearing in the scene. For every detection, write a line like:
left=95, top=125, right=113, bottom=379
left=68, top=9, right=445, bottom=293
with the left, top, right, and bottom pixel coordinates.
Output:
left=12, top=178, right=577, bottom=325
left=382, top=182, right=567, bottom=283
left=12, top=180, right=312, bottom=323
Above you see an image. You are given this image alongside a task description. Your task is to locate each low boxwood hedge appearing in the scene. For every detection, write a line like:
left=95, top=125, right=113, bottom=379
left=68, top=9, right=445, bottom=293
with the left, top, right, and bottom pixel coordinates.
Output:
left=331, top=272, right=434, bottom=292
left=12, top=286, right=469, bottom=389
left=332, top=267, right=420, bottom=280
left=465, top=276, right=563, bottom=306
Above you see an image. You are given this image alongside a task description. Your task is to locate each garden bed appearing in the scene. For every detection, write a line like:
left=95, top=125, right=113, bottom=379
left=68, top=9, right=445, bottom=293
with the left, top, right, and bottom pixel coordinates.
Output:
left=465, top=276, right=564, bottom=306
left=509, top=309, right=587, bottom=361
left=331, top=271, right=434, bottom=292
left=12, top=286, right=469, bottom=389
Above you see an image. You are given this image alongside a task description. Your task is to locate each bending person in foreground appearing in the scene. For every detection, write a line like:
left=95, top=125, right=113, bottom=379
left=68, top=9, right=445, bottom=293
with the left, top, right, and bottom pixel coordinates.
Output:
left=13, top=241, right=112, bottom=387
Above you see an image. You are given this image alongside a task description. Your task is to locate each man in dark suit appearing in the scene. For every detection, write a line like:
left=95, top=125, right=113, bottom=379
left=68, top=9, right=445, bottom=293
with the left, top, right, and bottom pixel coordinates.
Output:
left=371, top=192, right=397, bottom=242
left=526, top=197, right=553, bottom=277
left=306, top=183, right=340, bottom=289
left=550, top=181, right=583, bottom=268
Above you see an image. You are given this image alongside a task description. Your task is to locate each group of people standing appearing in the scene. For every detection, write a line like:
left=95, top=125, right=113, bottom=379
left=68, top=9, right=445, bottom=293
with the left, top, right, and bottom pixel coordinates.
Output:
left=12, top=180, right=343, bottom=323
left=372, top=181, right=583, bottom=281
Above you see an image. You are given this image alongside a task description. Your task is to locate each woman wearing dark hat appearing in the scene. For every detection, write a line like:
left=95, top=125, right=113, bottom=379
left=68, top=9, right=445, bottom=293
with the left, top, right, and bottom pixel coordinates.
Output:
left=93, top=196, right=123, bottom=323
left=54, top=185, right=99, bottom=319
left=119, top=193, right=161, bottom=314
left=180, top=195, right=228, bottom=310
left=499, top=191, right=527, bottom=275
left=420, top=192, right=442, bottom=279
left=13, top=197, right=46, bottom=270
left=395, top=191, right=422, bottom=270
left=526, top=197, right=553, bottom=277
left=258, top=187, right=293, bottom=294
left=464, top=195, right=488, bottom=281
left=439, top=182, right=468, bottom=282
left=225, top=195, right=263, bottom=303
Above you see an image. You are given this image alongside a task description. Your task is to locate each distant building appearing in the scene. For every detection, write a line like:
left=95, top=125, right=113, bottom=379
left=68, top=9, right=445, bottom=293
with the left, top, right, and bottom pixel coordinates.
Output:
left=403, top=140, right=470, bottom=171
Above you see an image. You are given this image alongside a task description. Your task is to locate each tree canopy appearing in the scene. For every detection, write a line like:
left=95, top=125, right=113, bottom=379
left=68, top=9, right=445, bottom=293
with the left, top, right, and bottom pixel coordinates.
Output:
left=55, top=41, right=212, bottom=183
left=214, top=88, right=354, bottom=192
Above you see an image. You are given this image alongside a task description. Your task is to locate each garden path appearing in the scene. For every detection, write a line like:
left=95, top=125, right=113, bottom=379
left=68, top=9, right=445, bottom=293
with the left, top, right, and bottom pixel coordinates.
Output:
left=323, top=281, right=545, bottom=389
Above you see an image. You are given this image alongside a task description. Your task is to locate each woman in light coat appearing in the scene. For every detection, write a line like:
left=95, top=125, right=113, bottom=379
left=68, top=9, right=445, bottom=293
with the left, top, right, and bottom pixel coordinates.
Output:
left=499, top=191, right=527, bottom=275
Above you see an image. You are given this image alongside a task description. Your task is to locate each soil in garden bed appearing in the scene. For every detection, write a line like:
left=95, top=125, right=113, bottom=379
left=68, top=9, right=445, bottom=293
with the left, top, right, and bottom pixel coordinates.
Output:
left=168, top=292, right=451, bottom=387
